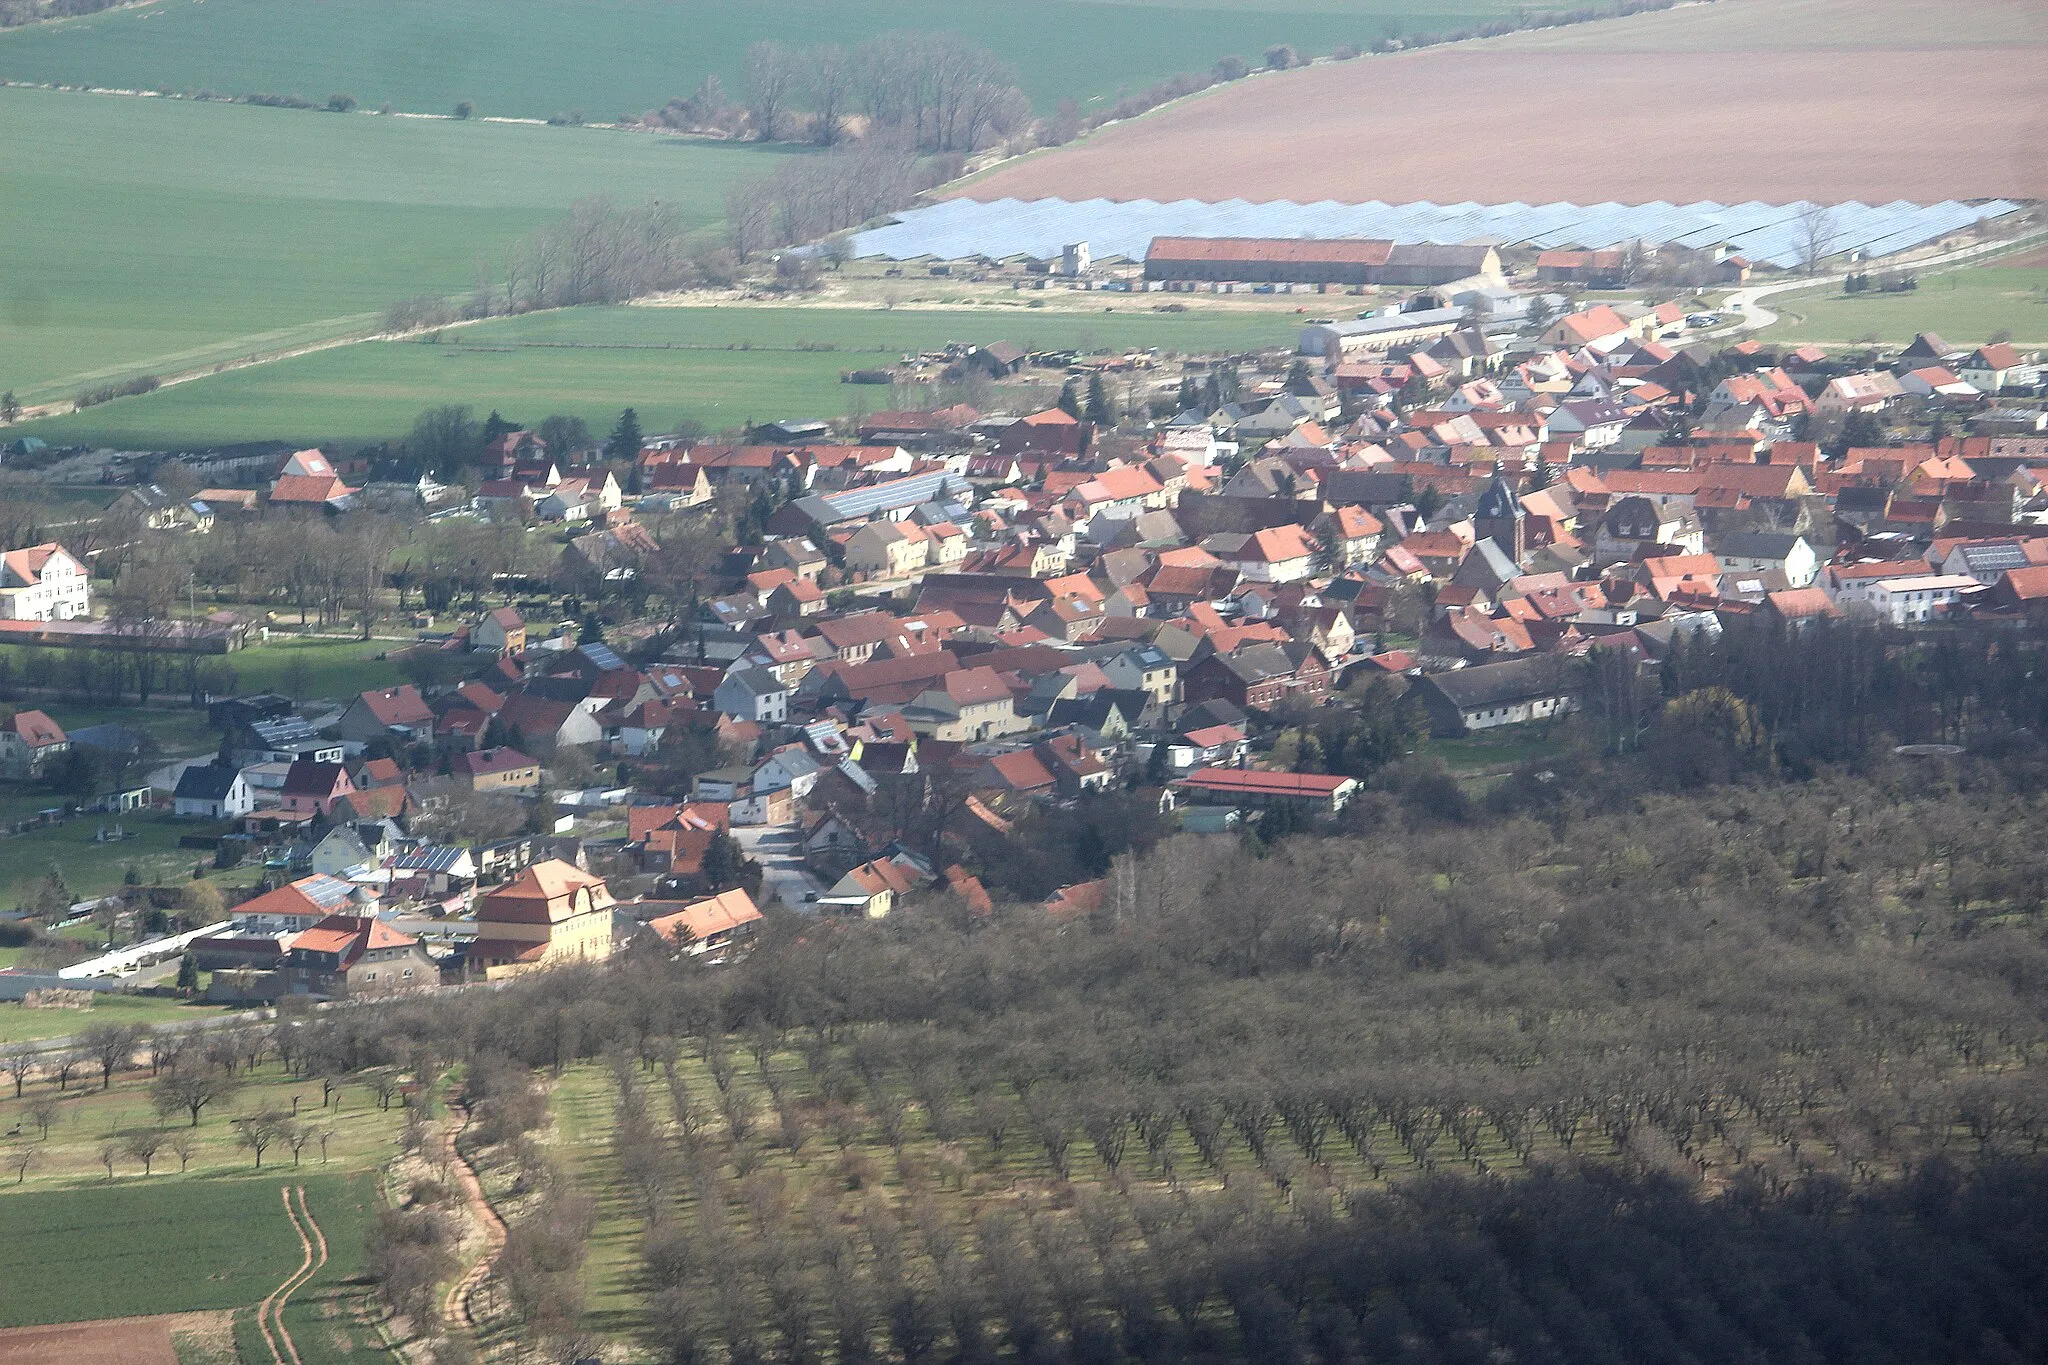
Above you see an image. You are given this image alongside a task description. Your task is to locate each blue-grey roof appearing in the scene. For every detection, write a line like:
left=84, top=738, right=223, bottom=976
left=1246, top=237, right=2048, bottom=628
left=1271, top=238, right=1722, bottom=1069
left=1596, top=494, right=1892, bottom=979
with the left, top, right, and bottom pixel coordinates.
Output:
left=793, top=471, right=972, bottom=525
left=174, top=764, right=241, bottom=800
left=251, top=716, right=324, bottom=748
left=850, top=197, right=2021, bottom=270
left=394, top=844, right=469, bottom=873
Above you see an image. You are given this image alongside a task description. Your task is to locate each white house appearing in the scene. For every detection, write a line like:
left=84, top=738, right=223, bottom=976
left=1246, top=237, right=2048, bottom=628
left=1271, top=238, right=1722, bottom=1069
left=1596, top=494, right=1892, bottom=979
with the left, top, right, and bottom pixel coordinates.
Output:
left=1714, top=532, right=1818, bottom=589
left=713, top=667, right=789, bottom=723
left=0, top=543, right=90, bottom=621
left=1839, top=574, right=1980, bottom=624
left=172, top=763, right=257, bottom=819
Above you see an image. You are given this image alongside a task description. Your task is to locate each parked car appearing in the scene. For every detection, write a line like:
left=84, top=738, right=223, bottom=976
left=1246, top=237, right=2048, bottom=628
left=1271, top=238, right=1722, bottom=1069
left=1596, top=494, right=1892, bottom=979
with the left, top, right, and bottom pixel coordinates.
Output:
left=1686, top=312, right=1719, bottom=327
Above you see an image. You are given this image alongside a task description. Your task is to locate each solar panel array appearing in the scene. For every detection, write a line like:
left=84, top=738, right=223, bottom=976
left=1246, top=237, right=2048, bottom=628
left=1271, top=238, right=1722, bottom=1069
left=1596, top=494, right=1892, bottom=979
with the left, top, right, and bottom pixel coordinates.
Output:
left=850, top=198, right=2021, bottom=270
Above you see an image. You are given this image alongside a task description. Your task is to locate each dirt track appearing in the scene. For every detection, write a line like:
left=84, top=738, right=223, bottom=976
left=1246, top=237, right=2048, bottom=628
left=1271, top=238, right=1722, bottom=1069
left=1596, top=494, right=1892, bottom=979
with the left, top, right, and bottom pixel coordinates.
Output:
left=964, top=0, right=2048, bottom=206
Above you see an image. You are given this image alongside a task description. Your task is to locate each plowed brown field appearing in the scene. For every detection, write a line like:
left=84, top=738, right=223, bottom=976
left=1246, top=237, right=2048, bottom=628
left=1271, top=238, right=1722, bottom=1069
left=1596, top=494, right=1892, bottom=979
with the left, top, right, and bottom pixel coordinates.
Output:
left=963, top=0, right=2048, bottom=205
left=0, top=1318, right=179, bottom=1365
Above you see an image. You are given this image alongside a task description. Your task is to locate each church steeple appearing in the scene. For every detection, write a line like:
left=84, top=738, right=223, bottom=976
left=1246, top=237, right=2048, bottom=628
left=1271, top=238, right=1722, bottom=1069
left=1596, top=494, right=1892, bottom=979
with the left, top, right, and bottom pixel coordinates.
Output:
left=1475, top=469, right=1526, bottom=563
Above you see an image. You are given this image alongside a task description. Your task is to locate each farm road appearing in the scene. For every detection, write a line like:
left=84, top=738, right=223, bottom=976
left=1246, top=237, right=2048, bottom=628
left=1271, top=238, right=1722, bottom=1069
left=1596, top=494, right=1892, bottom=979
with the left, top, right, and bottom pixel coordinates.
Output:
left=256, top=1185, right=326, bottom=1365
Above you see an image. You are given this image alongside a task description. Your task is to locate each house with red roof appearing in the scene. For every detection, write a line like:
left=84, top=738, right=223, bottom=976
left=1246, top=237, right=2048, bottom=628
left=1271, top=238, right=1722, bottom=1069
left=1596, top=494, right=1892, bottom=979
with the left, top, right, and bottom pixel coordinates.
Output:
left=0, top=543, right=91, bottom=622
left=279, top=760, right=355, bottom=817
left=0, top=708, right=68, bottom=778
left=1170, top=766, right=1358, bottom=814
left=285, top=915, right=437, bottom=996
left=337, top=685, right=436, bottom=745
left=643, top=888, right=763, bottom=958
left=267, top=449, right=358, bottom=510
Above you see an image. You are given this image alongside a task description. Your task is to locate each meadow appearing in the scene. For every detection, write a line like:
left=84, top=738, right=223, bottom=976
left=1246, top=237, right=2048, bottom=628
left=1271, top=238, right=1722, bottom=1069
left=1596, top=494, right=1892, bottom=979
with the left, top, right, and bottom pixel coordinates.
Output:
left=16, top=303, right=1302, bottom=448
left=0, top=85, right=800, bottom=404
left=0, top=992, right=234, bottom=1045
left=1761, top=264, right=2048, bottom=347
left=0, top=0, right=1525, bottom=118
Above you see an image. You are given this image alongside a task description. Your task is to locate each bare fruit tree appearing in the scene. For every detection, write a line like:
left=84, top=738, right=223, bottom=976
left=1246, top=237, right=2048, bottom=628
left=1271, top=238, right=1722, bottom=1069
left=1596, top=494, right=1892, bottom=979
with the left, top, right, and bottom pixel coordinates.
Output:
left=1797, top=203, right=1839, bottom=276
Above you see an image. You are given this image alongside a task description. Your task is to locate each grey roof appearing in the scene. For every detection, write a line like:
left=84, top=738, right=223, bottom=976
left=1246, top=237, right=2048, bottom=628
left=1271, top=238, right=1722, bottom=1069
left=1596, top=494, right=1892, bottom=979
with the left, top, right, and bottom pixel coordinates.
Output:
left=720, top=667, right=787, bottom=697
left=174, top=764, right=241, bottom=801
left=251, top=716, right=325, bottom=748
left=850, top=197, right=2020, bottom=269
left=1715, top=531, right=1807, bottom=559
left=1421, top=657, right=1577, bottom=709
left=393, top=844, right=469, bottom=873
left=791, top=472, right=972, bottom=525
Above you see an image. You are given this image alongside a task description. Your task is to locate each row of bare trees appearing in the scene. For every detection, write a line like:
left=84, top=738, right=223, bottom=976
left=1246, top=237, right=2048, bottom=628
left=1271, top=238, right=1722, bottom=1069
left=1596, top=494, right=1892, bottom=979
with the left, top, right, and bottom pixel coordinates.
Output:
left=738, top=34, right=1031, bottom=152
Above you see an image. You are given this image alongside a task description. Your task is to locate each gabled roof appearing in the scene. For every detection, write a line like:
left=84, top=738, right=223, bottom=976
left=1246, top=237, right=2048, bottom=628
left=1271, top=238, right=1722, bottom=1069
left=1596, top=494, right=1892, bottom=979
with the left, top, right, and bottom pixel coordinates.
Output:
left=5, top=709, right=66, bottom=747
left=354, top=686, right=433, bottom=728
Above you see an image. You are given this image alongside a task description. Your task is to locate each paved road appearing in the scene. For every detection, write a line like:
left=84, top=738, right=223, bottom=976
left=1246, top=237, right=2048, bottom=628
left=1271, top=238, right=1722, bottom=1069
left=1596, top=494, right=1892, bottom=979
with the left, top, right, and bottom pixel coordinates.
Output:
left=733, top=824, right=826, bottom=912
left=1710, top=227, right=2048, bottom=337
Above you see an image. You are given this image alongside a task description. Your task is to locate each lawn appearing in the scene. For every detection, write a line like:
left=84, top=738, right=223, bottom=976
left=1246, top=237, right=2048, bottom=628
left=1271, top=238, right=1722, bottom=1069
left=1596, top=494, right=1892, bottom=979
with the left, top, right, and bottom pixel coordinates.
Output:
left=0, top=809, right=228, bottom=912
left=0, top=0, right=1526, bottom=119
left=216, top=636, right=404, bottom=702
left=0, top=85, right=802, bottom=402
left=17, top=303, right=1301, bottom=448
left=0, top=1172, right=381, bottom=1328
left=0, top=992, right=235, bottom=1045
left=1761, top=264, right=2048, bottom=347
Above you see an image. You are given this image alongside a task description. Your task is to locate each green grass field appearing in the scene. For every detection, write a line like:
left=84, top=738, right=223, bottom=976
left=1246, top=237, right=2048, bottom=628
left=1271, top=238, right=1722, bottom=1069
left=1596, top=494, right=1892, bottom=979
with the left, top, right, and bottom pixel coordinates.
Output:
left=0, top=992, right=234, bottom=1045
left=0, top=0, right=1523, bottom=118
left=16, top=303, right=1301, bottom=447
left=0, top=85, right=802, bottom=403
left=0, top=1173, right=380, bottom=1328
left=1762, top=265, right=2048, bottom=347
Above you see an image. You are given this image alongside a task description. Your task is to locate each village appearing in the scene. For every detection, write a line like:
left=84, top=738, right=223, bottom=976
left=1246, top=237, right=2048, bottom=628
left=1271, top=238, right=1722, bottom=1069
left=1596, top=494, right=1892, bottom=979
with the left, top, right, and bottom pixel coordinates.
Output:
left=3, top=229, right=2046, bottom=1006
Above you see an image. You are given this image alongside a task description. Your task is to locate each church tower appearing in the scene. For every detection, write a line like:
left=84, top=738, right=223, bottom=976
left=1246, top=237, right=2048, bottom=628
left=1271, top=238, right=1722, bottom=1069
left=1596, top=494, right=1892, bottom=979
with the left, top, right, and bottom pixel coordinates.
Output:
left=1474, top=469, right=1526, bottom=564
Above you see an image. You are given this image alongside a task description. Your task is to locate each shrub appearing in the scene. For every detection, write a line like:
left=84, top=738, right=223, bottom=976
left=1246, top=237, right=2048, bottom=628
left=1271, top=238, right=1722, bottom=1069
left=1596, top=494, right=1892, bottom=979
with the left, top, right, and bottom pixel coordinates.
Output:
left=1212, top=55, right=1250, bottom=81
left=453, top=100, right=474, bottom=120
left=1263, top=44, right=1298, bottom=70
left=326, top=93, right=357, bottom=113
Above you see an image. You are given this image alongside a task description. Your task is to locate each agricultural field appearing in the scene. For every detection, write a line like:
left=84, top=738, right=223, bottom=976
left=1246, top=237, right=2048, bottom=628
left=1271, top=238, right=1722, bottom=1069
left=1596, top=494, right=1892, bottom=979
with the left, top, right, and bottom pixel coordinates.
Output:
left=0, top=85, right=797, bottom=404
left=0, top=0, right=1528, bottom=119
left=965, top=0, right=2048, bottom=205
left=16, top=304, right=1302, bottom=449
left=0, top=1174, right=383, bottom=1342
left=1761, top=264, right=2048, bottom=347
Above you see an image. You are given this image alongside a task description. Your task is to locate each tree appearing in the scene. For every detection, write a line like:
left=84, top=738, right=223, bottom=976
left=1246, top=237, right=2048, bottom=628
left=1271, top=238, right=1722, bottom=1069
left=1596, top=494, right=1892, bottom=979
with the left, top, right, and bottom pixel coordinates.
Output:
left=406, top=404, right=481, bottom=479
left=0, top=391, right=19, bottom=423
left=1796, top=203, right=1839, bottom=276
left=235, top=1110, right=289, bottom=1169
left=1, top=1044, right=35, bottom=1098
left=605, top=408, right=643, bottom=465
left=537, top=414, right=592, bottom=459
left=745, top=40, right=796, bottom=141
left=326, top=93, right=357, bottom=113
left=124, top=1129, right=164, bottom=1175
left=1084, top=375, right=1113, bottom=427
left=175, top=952, right=199, bottom=994
left=153, top=1065, right=242, bottom=1126
left=7, top=1146, right=39, bottom=1184
left=454, top=99, right=475, bottom=120
left=1264, top=44, right=1298, bottom=69
left=805, top=44, right=852, bottom=146
left=80, top=1022, right=142, bottom=1089
left=1057, top=379, right=1083, bottom=420
left=26, top=1093, right=61, bottom=1140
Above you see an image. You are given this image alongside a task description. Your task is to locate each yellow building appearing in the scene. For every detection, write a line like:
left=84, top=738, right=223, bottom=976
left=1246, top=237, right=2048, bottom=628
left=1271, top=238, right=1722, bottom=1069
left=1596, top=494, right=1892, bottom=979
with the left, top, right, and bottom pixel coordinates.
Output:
left=470, top=860, right=616, bottom=978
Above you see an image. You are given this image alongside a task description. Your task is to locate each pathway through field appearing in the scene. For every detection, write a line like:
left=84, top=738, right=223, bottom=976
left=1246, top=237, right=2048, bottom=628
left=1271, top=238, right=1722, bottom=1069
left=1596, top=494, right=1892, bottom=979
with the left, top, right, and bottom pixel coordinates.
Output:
left=254, top=1185, right=327, bottom=1365
left=442, top=1099, right=508, bottom=1335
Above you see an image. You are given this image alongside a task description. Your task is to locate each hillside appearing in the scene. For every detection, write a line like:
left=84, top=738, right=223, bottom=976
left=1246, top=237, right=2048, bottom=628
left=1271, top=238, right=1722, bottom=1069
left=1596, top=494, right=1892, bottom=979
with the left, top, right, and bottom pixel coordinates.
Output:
left=0, top=0, right=1527, bottom=118
left=0, top=87, right=794, bottom=403
left=962, top=0, right=2048, bottom=204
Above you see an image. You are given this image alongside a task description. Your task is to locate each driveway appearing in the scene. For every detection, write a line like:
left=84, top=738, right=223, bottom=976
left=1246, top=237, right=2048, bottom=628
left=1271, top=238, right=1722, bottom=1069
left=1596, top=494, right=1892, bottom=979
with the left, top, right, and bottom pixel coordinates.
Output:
left=732, top=823, right=827, bottom=913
